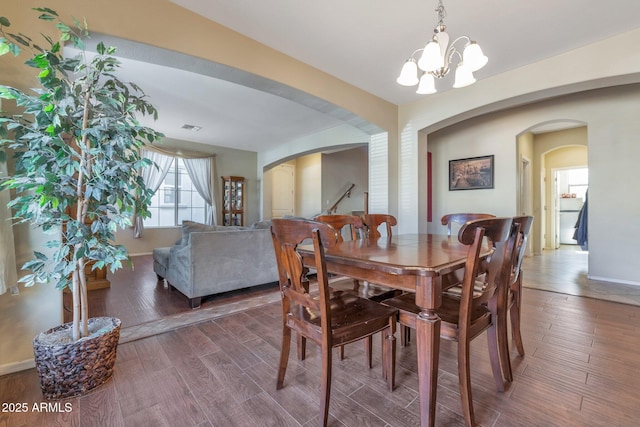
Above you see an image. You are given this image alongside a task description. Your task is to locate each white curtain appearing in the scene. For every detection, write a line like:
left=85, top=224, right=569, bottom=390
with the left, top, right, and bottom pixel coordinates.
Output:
left=134, top=149, right=173, bottom=238
left=0, top=161, right=17, bottom=295
left=183, top=157, right=217, bottom=225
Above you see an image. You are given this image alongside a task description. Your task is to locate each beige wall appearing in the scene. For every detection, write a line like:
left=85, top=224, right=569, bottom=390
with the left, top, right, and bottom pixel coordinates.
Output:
left=425, top=112, right=519, bottom=235
left=263, top=147, right=368, bottom=219
left=421, top=85, right=639, bottom=285
left=322, top=146, right=368, bottom=215
left=295, top=153, right=323, bottom=218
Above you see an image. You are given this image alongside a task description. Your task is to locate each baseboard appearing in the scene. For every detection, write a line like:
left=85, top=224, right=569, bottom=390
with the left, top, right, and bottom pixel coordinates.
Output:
left=0, top=358, right=35, bottom=375
left=129, top=252, right=152, bottom=257
left=588, top=275, right=640, bottom=287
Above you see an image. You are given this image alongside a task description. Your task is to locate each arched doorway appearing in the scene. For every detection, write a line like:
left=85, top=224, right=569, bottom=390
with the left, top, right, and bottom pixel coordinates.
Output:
left=516, top=120, right=588, bottom=256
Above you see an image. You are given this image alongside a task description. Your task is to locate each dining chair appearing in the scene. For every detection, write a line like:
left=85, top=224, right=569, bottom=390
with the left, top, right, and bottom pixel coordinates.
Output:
left=441, top=213, right=496, bottom=236
left=313, top=214, right=364, bottom=242
left=360, top=213, right=397, bottom=239
left=504, top=215, right=534, bottom=381
left=382, top=217, right=518, bottom=427
left=312, top=214, right=367, bottom=360
left=270, top=218, right=397, bottom=427
left=313, top=213, right=400, bottom=363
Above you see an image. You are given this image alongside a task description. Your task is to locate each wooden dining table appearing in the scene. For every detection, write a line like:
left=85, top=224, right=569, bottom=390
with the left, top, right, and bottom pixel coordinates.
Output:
left=299, top=233, right=492, bottom=427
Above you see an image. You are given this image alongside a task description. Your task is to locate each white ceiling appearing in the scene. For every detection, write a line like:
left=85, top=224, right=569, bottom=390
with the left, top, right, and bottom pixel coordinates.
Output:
left=94, top=1, right=640, bottom=152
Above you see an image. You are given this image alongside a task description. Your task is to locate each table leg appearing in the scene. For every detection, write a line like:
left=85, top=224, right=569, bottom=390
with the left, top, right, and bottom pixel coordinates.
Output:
left=416, top=309, right=440, bottom=427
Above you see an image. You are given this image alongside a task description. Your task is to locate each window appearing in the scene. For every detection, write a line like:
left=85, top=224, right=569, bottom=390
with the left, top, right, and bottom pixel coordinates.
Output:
left=144, top=157, right=206, bottom=227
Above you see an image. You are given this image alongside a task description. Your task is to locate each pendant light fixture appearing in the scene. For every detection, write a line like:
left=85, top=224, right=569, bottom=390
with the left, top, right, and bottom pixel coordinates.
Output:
left=397, top=0, right=488, bottom=94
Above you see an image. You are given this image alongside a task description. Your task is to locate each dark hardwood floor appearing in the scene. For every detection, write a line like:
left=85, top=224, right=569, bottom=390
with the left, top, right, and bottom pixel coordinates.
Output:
left=3, top=248, right=640, bottom=426
left=63, top=255, right=280, bottom=326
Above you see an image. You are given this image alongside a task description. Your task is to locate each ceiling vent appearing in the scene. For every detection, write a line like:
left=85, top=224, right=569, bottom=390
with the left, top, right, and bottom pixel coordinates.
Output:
left=181, top=124, right=202, bottom=131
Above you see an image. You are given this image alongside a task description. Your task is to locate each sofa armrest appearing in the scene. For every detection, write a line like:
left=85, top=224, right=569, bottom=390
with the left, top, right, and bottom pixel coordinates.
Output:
left=165, top=242, right=193, bottom=295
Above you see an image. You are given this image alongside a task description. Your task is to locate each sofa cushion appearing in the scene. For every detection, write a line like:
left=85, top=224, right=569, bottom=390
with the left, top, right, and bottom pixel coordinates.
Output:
left=179, top=221, right=216, bottom=245
left=179, top=221, right=251, bottom=245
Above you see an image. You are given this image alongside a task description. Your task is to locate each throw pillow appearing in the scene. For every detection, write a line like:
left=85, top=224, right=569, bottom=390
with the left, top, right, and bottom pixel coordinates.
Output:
left=250, top=220, right=272, bottom=229
left=179, top=220, right=216, bottom=245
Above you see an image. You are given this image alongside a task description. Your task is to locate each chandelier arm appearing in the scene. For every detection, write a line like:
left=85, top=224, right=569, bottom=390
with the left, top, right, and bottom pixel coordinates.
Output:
left=444, top=35, right=471, bottom=67
left=449, top=35, right=471, bottom=49
left=446, top=48, right=463, bottom=66
left=409, top=48, right=425, bottom=60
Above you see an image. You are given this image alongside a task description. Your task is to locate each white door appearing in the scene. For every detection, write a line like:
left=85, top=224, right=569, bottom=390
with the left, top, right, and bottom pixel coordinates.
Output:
left=271, top=164, right=295, bottom=218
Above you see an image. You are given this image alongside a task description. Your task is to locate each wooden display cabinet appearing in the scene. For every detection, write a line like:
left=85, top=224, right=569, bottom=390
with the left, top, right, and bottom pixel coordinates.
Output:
left=221, top=176, right=245, bottom=226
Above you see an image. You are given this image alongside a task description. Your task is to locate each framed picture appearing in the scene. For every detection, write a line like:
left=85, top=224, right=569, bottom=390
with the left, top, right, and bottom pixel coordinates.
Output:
left=449, top=155, right=494, bottom=191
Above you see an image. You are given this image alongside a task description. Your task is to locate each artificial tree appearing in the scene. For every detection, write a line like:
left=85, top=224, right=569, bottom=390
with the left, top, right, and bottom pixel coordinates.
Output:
left=0, top=8, right=162, bottom=342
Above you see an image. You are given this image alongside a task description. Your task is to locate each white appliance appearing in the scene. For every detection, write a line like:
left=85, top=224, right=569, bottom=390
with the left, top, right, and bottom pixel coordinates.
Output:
left=559, top=198, right=584, bottom=244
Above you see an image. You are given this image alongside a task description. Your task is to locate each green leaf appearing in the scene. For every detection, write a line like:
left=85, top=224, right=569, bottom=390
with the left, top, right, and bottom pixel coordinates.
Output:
left=0, top=42, right=9, bottom=56
left=8, top=43, right=19, bottom=56
left=37, top=14, right=55, bottom=21
left=0, top=86, right=17, bottom=99
left=0, top=17, right=10, bottom=27
left=8, top=33, right=29, bottom=47
left=55, top=22, right=71, bottom=33
left=33, top=8, right=59, bottom=17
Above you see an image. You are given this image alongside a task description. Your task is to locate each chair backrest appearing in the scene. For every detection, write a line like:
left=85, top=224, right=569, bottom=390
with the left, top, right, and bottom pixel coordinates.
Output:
left=442, top=213, right=496, bottom=236
left=457, top=218, right=518, bottom=321
left=360, top=214, right=397, bottom=239
left=270, top=218, right=339, bottom=341
left=510, top=216, right=534, bottom=284
left=313, top=214, right=363, bottom=242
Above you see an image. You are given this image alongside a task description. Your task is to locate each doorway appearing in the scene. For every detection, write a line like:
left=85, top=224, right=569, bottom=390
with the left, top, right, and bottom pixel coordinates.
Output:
left=554, top=167, right=588, bottom=249
left=271, top=163, right=295, bottom=218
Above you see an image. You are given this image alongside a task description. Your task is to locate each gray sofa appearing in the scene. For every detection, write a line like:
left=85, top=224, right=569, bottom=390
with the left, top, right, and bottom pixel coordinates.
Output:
left=153, top=221, right=278, bottom=308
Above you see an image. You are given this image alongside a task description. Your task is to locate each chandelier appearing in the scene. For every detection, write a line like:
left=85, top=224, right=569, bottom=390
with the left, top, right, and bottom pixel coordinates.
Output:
left=396, top=0, right=488, bottom=94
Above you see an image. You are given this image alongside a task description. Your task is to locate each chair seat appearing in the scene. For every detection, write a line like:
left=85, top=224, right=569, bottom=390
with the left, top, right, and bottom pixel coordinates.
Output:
left=382, top=292, right=492, bottom=338
left=443, top=277, right=487, bottom=299
left=289, top=291, right=398, bottom=347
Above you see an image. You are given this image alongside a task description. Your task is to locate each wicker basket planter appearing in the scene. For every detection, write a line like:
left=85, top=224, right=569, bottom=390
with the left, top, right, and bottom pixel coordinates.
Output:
left=33, top=317, right=121, bottom=400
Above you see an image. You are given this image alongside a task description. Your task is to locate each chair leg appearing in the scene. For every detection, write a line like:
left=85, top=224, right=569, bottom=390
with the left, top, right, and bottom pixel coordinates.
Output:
left=339, top=345, right=345, bottom=360
left=297, top=335, right=307, bottom=361
left=497, top=306, right=514, bottom=384
left=400, top=325, right=410, bottom=347
left=486, top=324, right=507, bottom=392
left=365, top=336, right=372, bottom=368
left=320, top=343, right=332, bottom=427
left=511, top=275, right=525, bottom=356
left=458, top=337, right=475, bottom=427
left=383, top=323, right=396, bottom=391
left=277, top=327, right=292, bottom=390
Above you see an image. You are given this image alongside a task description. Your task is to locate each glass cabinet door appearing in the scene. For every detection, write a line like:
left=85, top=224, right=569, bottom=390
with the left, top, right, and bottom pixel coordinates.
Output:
left=221, top=176, right=245, bottom=226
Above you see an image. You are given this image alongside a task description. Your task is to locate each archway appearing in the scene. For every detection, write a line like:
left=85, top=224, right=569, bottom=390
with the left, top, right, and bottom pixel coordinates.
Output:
left=516, top=120, right=588, bottom=259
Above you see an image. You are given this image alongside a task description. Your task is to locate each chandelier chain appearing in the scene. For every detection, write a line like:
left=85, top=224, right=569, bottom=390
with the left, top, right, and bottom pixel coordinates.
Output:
left=435, top=0, right=446, bottom=27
